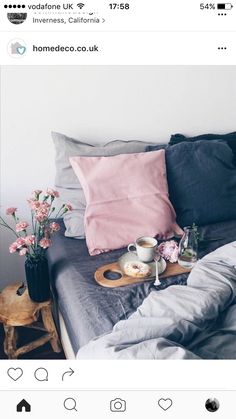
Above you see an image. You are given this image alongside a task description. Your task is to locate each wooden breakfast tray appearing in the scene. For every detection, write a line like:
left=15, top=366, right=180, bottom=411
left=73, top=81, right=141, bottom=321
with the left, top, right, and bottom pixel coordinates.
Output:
left=94, top=261, right=191, bottom=288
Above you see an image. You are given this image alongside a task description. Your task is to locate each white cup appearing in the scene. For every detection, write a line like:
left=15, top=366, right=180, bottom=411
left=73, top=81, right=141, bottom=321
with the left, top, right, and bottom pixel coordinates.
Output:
left=127, top=236, right=158, bottom=263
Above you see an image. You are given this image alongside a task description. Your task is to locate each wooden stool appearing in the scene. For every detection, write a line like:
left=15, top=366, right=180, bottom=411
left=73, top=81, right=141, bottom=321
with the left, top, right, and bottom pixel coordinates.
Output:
left=0, top=282, right=62, bottom=359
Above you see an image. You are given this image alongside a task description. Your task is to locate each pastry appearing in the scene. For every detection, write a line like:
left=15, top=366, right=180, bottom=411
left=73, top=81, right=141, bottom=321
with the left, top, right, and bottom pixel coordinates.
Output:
left=124, top=261, right=151, bottom=278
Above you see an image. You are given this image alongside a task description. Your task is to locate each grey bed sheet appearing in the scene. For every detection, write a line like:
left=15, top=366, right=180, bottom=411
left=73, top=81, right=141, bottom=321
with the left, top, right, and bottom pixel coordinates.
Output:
left=47, top=219, right=236, bottom=354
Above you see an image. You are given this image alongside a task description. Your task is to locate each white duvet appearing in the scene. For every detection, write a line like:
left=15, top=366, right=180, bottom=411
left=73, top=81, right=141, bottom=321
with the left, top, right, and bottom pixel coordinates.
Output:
left=77, top=242, right=236, bottom=359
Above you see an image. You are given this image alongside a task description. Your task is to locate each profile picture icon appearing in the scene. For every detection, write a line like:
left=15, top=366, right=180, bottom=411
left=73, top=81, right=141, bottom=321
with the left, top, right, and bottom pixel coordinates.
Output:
left=7, top=13, right=27, bottom=24
left=7, top=39, right=27, bottom=58
left=205, top=398, right=220, bottom=413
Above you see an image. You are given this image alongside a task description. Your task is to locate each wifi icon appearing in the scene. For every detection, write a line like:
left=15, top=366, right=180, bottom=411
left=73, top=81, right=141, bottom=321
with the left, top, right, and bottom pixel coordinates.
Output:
left=77, top=3, right=85, bottom=8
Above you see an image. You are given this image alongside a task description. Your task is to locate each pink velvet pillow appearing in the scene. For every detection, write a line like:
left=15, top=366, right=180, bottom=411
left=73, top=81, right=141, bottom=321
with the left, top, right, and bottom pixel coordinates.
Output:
left=70, top=150, right=182, bottom=256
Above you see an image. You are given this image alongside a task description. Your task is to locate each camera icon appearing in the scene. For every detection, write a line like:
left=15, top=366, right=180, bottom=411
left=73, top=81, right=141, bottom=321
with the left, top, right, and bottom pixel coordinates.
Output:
left=110, top=398, right=126, bottom=412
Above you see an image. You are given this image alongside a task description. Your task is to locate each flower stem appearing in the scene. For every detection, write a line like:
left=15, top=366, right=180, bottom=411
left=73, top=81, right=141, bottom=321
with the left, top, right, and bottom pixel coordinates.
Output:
left=0, top=221, right=19, bottom=238
left=54, top=205, right=65, bottom=219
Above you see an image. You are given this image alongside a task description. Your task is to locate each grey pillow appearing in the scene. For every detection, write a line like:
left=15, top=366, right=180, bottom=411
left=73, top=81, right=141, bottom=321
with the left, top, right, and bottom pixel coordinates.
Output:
left=52, top=131, right=157, bottom=238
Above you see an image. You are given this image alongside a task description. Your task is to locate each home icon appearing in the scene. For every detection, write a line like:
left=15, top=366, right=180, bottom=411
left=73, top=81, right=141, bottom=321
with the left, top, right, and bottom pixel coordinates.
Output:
left=16, top=399, right=31, bottom=412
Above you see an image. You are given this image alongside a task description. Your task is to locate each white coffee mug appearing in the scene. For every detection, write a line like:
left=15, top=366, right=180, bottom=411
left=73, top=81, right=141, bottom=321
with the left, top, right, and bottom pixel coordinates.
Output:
left=127, top=236, right=158, bottom=262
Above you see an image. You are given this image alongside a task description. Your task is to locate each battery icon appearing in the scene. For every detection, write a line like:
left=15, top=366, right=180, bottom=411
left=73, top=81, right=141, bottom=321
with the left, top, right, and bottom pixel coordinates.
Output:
left=217, top=3, right=233, bottom=9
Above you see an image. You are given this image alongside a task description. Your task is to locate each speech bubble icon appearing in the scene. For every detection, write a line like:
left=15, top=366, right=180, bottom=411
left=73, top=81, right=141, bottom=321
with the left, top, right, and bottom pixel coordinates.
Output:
left=34, top=368, right=48, bottom=382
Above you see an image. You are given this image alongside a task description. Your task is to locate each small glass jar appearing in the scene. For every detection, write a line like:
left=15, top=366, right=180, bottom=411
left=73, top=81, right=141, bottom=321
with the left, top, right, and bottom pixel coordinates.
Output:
left=178, top=226, right=198, bottom=269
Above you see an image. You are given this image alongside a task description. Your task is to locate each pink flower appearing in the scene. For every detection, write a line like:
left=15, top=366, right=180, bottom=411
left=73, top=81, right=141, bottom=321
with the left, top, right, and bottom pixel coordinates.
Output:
left=24, top=235, right=35, bottom=246
left=37, top=202, right=50, bottom=213
left=19, top=248, right=28, bottom=256
left=45, top=188, right=59, bottom=198
left=16, top=237, right=25, bottom=248
left=36, top=212, right=48, bottom=223
left=158, top=240, right=179, bottom=263
left=64, top=203, right=73, bottom=212
left=35, top=202, right=50, bottom=222
left=27, top=199, right=41, bottom=211
left=6, top=207, right=17, bottom=216
left=9, top=239, right=29, bottom=255
left=39, top=237, right=52, bottom=249
left=40, top=202, right=50, bottom=210
left=9, top=242, right=18, bottom=253
left=16, top=221, right=29, bottom=232
left=50, top=222, right=60, bottom=232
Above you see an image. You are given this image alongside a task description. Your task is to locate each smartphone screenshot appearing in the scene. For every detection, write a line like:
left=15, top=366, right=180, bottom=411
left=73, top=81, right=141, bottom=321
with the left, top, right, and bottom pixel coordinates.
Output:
left=0, top=0, right=236, bottom=417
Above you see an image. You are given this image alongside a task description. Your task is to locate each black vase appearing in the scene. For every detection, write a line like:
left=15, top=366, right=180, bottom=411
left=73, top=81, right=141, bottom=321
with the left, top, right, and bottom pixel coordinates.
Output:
left=25, top=257, right=51, bottom=302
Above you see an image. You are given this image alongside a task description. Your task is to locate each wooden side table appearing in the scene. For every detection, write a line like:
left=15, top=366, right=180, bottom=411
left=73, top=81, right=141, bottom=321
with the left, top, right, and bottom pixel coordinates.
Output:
left=0, top=282, right=62, bottom=359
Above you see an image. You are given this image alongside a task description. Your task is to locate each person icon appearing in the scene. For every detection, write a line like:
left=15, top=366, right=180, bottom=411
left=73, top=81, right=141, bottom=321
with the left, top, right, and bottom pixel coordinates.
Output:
left=205, top=398, right=220, bottom=412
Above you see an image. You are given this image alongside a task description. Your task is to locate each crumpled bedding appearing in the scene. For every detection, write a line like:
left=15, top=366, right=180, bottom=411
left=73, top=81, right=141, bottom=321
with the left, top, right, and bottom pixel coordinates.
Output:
left=77, top=242, right=236, bottom=359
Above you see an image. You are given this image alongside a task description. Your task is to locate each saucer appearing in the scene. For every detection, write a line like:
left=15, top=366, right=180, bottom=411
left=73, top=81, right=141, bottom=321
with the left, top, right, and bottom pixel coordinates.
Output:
left=118, top=252, right=166, bottom=278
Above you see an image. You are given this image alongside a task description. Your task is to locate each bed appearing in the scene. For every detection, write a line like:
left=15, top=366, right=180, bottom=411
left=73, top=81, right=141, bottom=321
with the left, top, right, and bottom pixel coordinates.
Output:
left=47, top=218, right=236, bottom=359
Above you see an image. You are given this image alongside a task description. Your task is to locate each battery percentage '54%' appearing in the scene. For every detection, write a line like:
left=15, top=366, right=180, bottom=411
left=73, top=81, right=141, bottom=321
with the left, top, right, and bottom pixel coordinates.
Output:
left=200, top=3, right=216, bottom=9
left=200, top=3, right=233, bottom=9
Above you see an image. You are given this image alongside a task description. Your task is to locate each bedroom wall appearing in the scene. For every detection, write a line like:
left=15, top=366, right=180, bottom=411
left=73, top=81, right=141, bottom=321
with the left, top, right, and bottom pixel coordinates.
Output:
left=1, top=65, right=236, bottom=288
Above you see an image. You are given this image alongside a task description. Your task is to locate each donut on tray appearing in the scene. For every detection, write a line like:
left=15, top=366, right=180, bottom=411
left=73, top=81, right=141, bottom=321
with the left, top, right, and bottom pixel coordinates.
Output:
left=124, top=261, right=152, bottom=278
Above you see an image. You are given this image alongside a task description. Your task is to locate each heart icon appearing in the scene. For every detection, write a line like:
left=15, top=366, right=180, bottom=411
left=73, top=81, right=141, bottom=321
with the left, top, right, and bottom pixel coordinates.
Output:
left=7, top=367, right=23, bottom=381
left=158, top=398, right=173, bottom=411
left=17, top=46, right=26, bottom=55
